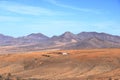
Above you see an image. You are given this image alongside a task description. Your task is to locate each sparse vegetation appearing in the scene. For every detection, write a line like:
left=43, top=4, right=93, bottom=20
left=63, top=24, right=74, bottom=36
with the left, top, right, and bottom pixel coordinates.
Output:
left=42, top=54, right=50, bottom=57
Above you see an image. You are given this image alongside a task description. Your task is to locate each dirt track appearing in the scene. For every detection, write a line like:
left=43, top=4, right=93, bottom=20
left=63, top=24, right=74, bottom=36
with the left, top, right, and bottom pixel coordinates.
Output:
left=0, top=49, right=120, bottom=80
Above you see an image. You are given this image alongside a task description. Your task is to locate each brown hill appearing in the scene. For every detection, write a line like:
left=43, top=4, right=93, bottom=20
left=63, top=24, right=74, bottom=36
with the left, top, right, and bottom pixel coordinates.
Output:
left=0, top=49, right=120, bottom=80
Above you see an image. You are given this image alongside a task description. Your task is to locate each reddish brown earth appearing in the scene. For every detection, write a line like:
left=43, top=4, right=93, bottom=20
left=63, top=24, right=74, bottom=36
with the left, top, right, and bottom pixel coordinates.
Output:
left=0, top=48, right=120, bottom=80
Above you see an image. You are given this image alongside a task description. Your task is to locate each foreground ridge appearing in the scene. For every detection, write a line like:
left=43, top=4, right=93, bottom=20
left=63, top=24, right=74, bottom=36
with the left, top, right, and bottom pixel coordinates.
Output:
left=0, top=49, right=120, bottom=80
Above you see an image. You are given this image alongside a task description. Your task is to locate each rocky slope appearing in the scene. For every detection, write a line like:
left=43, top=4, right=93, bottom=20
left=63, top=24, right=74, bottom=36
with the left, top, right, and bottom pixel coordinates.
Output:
left=0, top=32, right=120, bottom=53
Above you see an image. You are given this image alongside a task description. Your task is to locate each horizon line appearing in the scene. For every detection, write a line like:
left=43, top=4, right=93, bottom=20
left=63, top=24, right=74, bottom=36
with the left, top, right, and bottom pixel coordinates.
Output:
left=0, top=31, right=119, bottom=38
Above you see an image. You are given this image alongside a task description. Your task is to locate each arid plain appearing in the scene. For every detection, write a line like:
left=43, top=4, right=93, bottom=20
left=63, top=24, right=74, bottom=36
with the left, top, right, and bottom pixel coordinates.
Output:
left=0, top=48, right=120, bottom=80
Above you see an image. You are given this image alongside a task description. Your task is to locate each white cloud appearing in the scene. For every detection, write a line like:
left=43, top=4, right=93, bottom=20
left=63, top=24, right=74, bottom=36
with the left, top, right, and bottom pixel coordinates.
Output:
left=0, top=1, right=67, bottom=16
left=46, top=0, right=102, bottom=14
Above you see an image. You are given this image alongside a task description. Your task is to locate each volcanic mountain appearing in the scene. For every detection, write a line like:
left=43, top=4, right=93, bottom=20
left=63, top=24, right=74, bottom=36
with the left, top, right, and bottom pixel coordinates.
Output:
left=0, top=32, right=120, bottom=53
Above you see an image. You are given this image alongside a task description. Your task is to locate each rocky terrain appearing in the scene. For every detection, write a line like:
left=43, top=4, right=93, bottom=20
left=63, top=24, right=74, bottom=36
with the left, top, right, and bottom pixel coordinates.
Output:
left=0, top=49, right=120, bottom=80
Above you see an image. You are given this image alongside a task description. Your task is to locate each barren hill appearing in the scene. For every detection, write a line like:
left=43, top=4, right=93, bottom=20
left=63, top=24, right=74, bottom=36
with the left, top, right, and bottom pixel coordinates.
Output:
left=0, top=49, right=120, bottom=80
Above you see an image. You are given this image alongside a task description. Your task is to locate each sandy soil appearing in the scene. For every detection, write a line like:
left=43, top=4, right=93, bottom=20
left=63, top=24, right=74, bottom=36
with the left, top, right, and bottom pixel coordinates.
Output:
left=0, top=48, right=120, bottom=80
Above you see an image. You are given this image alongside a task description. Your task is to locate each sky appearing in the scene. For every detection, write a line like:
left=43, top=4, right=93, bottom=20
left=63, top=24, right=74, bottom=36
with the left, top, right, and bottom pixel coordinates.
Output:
left=0, top=0, right=120, bottom=37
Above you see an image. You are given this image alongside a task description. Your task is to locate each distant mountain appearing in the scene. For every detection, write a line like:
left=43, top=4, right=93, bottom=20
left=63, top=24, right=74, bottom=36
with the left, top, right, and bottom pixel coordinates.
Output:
left=62, top=37, right=120, bottom=49
left=23, top=33, right=49, bottom=40
left=51, top=31, right=79, bottom=42
left=77, top=32, right=120, bottom=43
left=14, top=33, right=49, bottom=45
left=0, top=32, right=120, bottom=53
left=0, top=34, right=14, bottom=46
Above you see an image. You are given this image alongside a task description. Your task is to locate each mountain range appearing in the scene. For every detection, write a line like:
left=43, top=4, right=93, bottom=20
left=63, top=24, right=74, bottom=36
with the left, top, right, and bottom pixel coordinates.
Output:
left=0, top=32, right=120, bottom=53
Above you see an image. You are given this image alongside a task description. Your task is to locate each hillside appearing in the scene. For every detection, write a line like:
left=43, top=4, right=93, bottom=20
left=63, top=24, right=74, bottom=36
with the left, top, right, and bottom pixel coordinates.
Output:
left=0, top=49, right=120, bottom=80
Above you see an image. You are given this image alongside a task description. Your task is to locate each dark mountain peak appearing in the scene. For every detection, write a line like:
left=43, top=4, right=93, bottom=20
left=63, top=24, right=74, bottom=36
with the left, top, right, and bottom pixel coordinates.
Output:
left=78, top=32, right=120, bottom=37
left=27, top=33, right=48, bottom=37
left=63, top=31, right=73, bottom=34
left=25, top=33, right=49, bottom=40
left=51, top=32, right=77, bottom=42
left=51, top=31, right=79, bottom=42
left=60, top=31, right=76, bottom=38
left=77, top=32, right=111, bottom=37
left=78, top=32, right=113, bottom=36
left=77, top=32, right=120, bottom=43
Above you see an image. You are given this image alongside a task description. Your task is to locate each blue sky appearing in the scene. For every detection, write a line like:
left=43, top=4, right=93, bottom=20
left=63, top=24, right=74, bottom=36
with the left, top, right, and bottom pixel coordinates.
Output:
left=0, top=0, right=120, bottom=37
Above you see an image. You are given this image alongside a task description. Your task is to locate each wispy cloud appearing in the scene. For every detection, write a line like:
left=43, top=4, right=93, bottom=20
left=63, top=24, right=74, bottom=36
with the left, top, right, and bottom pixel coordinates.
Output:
left=34, top=20, right=120, bottom=32
left=0, top=16, right=24, bottom=22
left=0, top=1, right=67, bottom=16
left=46, top=0, right=102, bottom=14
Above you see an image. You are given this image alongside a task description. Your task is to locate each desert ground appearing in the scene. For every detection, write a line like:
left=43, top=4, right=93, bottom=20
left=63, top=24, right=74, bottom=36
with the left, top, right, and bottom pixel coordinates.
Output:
left=0, top=48, right=120, bottom=80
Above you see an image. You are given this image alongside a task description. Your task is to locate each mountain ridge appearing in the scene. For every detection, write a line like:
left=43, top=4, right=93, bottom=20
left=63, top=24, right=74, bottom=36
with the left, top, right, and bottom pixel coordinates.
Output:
left=0, top=32, right=120, bottom=53
left=0, top=32, right=120, bottom=39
